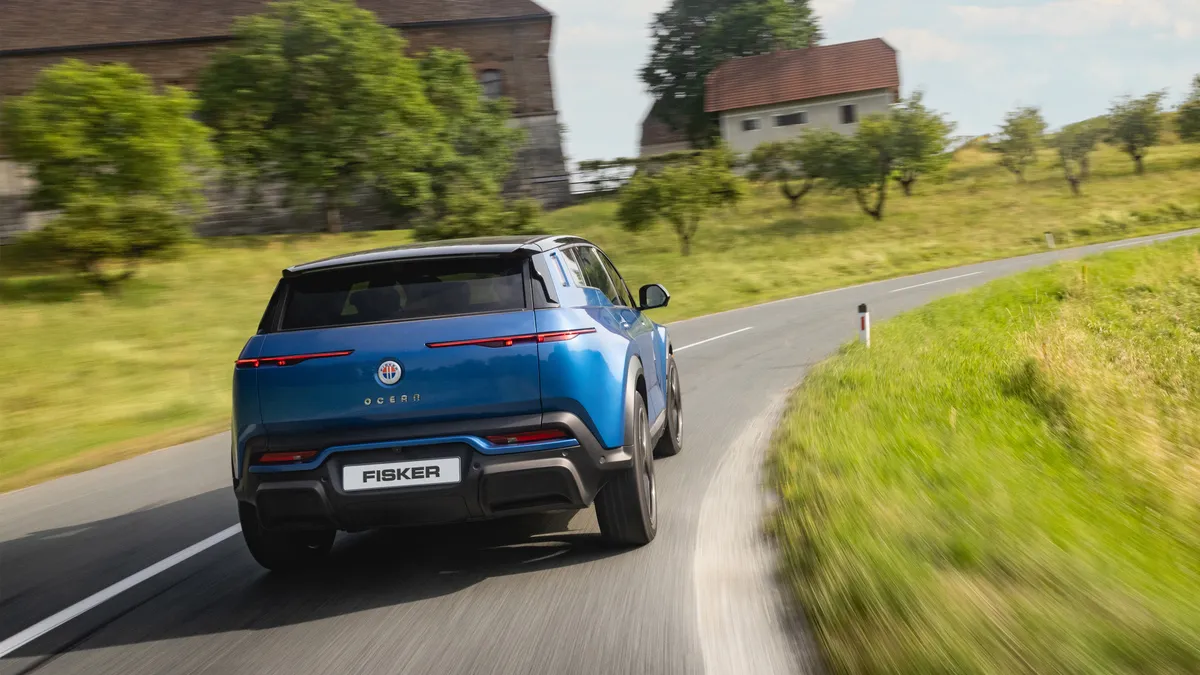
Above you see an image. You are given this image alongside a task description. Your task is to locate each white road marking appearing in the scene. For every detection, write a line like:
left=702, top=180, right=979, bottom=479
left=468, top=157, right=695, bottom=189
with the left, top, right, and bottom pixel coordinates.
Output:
left=0, top=524, right=241, bottom=658
left=694, top=396, right=820, bottom=675
left=1105, top=240, right=1142, bottom=249
left=888, top=271, right=985, bottom=294
left=676, top=327, right=754, bottom=352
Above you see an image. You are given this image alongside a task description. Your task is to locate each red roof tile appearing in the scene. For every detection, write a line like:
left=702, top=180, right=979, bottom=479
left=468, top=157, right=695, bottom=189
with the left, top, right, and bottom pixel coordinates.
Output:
left=0, top=0, right=551, bottom=55
left=705, top=38, right=900, bottom=113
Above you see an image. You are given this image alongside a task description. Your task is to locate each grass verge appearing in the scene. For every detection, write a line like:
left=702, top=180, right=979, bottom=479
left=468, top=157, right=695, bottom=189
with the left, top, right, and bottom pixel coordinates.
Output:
left=2, top=143, right=1200, bottom=491
left=770, top=236, right=1200, bottom=673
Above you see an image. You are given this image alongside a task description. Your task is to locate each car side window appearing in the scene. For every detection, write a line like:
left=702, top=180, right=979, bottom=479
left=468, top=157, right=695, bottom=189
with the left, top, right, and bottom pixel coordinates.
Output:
left=559, top=247, right=589, bottom=288
left=571, top=246, right=623, bottom=306
left=598, top=252, right=636, bottom=308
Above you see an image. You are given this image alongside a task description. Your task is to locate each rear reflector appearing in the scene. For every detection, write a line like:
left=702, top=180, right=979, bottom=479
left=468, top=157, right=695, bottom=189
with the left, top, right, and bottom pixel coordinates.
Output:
left=236, top=350, right=354, bottom=369
left=485, top=429, right=570, bottom=445
left=256, top=450, right=319, bottom=464
left=427, top=329, right=596, bottom=349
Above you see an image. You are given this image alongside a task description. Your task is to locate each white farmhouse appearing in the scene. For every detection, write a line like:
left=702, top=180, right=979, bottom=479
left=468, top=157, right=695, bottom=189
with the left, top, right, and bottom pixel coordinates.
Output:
left=705, top=38, right=901, bottom=155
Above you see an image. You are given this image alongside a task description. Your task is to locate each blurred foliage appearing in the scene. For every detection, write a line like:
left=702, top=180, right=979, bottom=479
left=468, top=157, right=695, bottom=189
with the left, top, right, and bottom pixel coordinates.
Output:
left=772, top=237, right=1200, bottom=675
left=198, top=0, right=439, bottom=233
left=818, top=117, right=896, bottom=221
left=991, top=105, right=1048, bottom=182
left=1175, top=75, right=1200, bottom=144
left=412, top=47, right=527, bottom=238
left=1050, top=123, right=1105, bottom=195
left=891, top=90, right=956, bottom=196
left=617, top=146, right=744, bottom=255
left=641, top=0, right=821, bottom=144
left=1108, top=90, right=1168, bottom=175
left=0, top=60, right=212, bottom=281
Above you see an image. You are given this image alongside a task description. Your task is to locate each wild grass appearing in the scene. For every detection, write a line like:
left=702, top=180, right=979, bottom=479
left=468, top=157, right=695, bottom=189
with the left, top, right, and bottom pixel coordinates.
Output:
left=770, top=236, right=1200, bottom=674
left=1, top=142, right=1199, bottom=490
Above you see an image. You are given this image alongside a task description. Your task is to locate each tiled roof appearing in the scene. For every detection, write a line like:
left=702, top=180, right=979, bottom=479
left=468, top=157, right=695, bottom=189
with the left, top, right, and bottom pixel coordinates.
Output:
left=640, top=101, right=690, bottom=149
left=0, top=0, right=552, bottom=55
left=705, top=38, right=900, bottom=113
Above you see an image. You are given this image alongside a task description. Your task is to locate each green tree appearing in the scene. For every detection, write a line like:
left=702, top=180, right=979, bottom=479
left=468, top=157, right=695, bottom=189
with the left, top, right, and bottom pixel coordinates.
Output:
left=0, top=60, right=212, bottom=282
left=617, top=147, right=745, bottom=255
left=1051, top=124, right=1102, bottom=196
left=417, top=48, right=524, bottom=212
left=1108, top=91, right=1166, bottom=175
left=745, top=130, right=846, bottom=208
left=745, top=140, right=813, bottom=208
left=641, top=0, right=821, bottom=144
left=198, top=0, right=439, bottom=233
left=820, top=118, right=896, bottom=221
left=992, top=106, right=1047, bottom=182
left=891, top=90, right=955, bottom=196
left=1175, top=75, right=1200, bottom=143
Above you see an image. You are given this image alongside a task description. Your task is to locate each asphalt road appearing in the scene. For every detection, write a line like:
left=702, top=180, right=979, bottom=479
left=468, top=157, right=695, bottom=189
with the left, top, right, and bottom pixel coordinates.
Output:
left=2, top=229, right=1196, bottom=675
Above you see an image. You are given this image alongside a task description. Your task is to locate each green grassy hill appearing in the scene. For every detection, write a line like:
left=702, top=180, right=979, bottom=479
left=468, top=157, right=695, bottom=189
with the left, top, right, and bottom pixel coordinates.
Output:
left=770, top=235, right=1200, bottom=674
left=2, top=142, right=1199, bottom=491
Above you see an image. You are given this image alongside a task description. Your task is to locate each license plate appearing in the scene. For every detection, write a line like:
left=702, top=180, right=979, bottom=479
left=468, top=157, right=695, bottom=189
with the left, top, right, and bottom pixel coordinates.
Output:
left=342, top=457, right=461, bottom=492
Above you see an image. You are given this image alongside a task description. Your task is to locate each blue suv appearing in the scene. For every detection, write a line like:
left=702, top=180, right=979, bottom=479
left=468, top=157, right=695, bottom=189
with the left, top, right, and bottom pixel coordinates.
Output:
left=232, top=236, right=683, bottom=570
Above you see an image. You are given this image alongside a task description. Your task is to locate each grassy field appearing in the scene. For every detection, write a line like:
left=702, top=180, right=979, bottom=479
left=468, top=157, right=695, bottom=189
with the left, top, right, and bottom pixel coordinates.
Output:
left=2, top=142, right=1199, bottom=491
left=770, top=236, right=1200, bottom=674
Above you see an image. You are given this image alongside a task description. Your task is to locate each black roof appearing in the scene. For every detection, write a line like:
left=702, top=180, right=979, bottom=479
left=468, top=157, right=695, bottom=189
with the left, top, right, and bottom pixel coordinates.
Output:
left=284, top=235, right=590, bottom=275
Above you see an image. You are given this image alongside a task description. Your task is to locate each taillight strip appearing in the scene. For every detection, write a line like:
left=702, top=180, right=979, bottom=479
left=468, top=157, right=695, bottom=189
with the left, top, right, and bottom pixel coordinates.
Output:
left=426, top=328, right=596, bottom=349
left=235, top=350, right=354, bottom=369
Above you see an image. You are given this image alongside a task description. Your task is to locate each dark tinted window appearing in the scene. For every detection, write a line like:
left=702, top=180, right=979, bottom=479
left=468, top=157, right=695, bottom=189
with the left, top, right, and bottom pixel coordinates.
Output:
left=840, top=104, right=858, bottom=124
left=570, top=246, right=622, bottom=305
left=775, top=112, right=807, bottom=126
left=277, top=257, right=527, bottom=331
left=741, top=118, right=761, bottom=131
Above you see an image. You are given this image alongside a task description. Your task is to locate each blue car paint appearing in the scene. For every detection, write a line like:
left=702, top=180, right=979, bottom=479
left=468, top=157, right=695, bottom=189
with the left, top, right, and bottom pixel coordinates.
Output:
left=232, top=242, right=672, bottom=474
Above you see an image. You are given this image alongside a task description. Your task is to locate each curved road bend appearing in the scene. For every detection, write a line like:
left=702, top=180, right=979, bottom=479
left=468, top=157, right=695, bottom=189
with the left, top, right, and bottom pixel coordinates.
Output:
left=2, top=229, right=1196, bottom=675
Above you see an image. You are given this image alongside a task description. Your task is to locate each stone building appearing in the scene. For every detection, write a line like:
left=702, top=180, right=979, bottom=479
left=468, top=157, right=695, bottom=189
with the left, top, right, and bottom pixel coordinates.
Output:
left=638, top=101, right=692, bottom=158
left=0, top=0, right=571, bottom=240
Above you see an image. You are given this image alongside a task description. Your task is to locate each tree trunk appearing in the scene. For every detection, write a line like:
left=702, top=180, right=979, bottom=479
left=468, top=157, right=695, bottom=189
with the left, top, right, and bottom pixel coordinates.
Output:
left=900, top=177, right=914, bottom=197
left=1067, top=176, right=1081, bottom=196
left=1080, top=155, right=1091, bottom=180
left=853, top=185, right=887, bottom=221
left=782, top=179, right=815, bottom=209
left=679, top=233, right=691, bottom=256
left=325, top=195, right=343, bottom=234
left=1134, top=154, right=1145, bottom=175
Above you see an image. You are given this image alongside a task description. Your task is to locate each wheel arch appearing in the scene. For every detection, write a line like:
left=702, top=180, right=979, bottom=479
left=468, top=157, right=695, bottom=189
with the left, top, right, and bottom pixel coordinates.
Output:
left=622, top=355, right=647, bottom=450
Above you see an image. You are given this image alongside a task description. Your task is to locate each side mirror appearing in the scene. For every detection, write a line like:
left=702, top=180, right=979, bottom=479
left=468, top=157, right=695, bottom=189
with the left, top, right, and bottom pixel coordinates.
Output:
left=638, top=284, right=670, bottom=311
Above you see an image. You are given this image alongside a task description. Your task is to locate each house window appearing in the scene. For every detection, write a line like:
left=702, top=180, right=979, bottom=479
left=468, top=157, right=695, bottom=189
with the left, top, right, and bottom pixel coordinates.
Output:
left=480, top=69, right=503, bottom=100
left=774, top=112, right=808, bottom=127
left=840, top=104, right=858, bottom=124
left=741, top=118, right=761, bottom=132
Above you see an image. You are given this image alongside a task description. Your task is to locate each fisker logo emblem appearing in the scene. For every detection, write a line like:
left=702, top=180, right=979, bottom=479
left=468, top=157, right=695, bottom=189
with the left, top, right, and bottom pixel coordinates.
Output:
left=377, top=360, right=403, bottom=385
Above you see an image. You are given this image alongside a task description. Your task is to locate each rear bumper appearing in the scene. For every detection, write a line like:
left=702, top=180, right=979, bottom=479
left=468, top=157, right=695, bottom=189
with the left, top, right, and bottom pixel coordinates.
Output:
left=235, top=413, right=633, bottom=532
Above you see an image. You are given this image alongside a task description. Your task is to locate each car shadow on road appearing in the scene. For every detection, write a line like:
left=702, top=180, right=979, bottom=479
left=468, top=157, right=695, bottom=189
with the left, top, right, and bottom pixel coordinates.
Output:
left=3, top=494, right=620, bottom=662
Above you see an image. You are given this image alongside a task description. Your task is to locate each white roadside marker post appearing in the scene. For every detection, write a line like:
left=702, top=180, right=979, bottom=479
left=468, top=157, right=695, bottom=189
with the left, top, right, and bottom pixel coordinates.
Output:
left=1045, top=231, right=1056, bottom=249
left=859, top=303, right=870, bottom=347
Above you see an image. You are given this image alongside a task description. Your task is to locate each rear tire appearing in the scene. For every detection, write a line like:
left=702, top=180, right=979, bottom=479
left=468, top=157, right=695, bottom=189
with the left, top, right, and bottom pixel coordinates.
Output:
left=239, top=502, right=334, bottom=573
left=653, top=355, right=683, bottom=458
left=596, top=392, right=657, bottom=546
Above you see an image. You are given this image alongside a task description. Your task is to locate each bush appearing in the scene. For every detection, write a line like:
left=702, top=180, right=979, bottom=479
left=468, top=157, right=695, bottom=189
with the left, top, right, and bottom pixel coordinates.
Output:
left=0, top=60, right=211, bottom=282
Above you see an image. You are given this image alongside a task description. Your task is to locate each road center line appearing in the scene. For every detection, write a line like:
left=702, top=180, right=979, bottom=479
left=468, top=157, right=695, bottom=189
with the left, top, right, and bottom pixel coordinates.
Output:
left=676, top=327, right=754, bottom=352
left=0, top=524, right=241, bottom=659
left=888, top=271, right=985, bottom=294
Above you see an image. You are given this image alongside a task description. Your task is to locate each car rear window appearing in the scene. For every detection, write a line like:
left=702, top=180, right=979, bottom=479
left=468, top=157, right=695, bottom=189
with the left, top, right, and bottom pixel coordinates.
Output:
left=276, top=256, right=528, bottom=331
